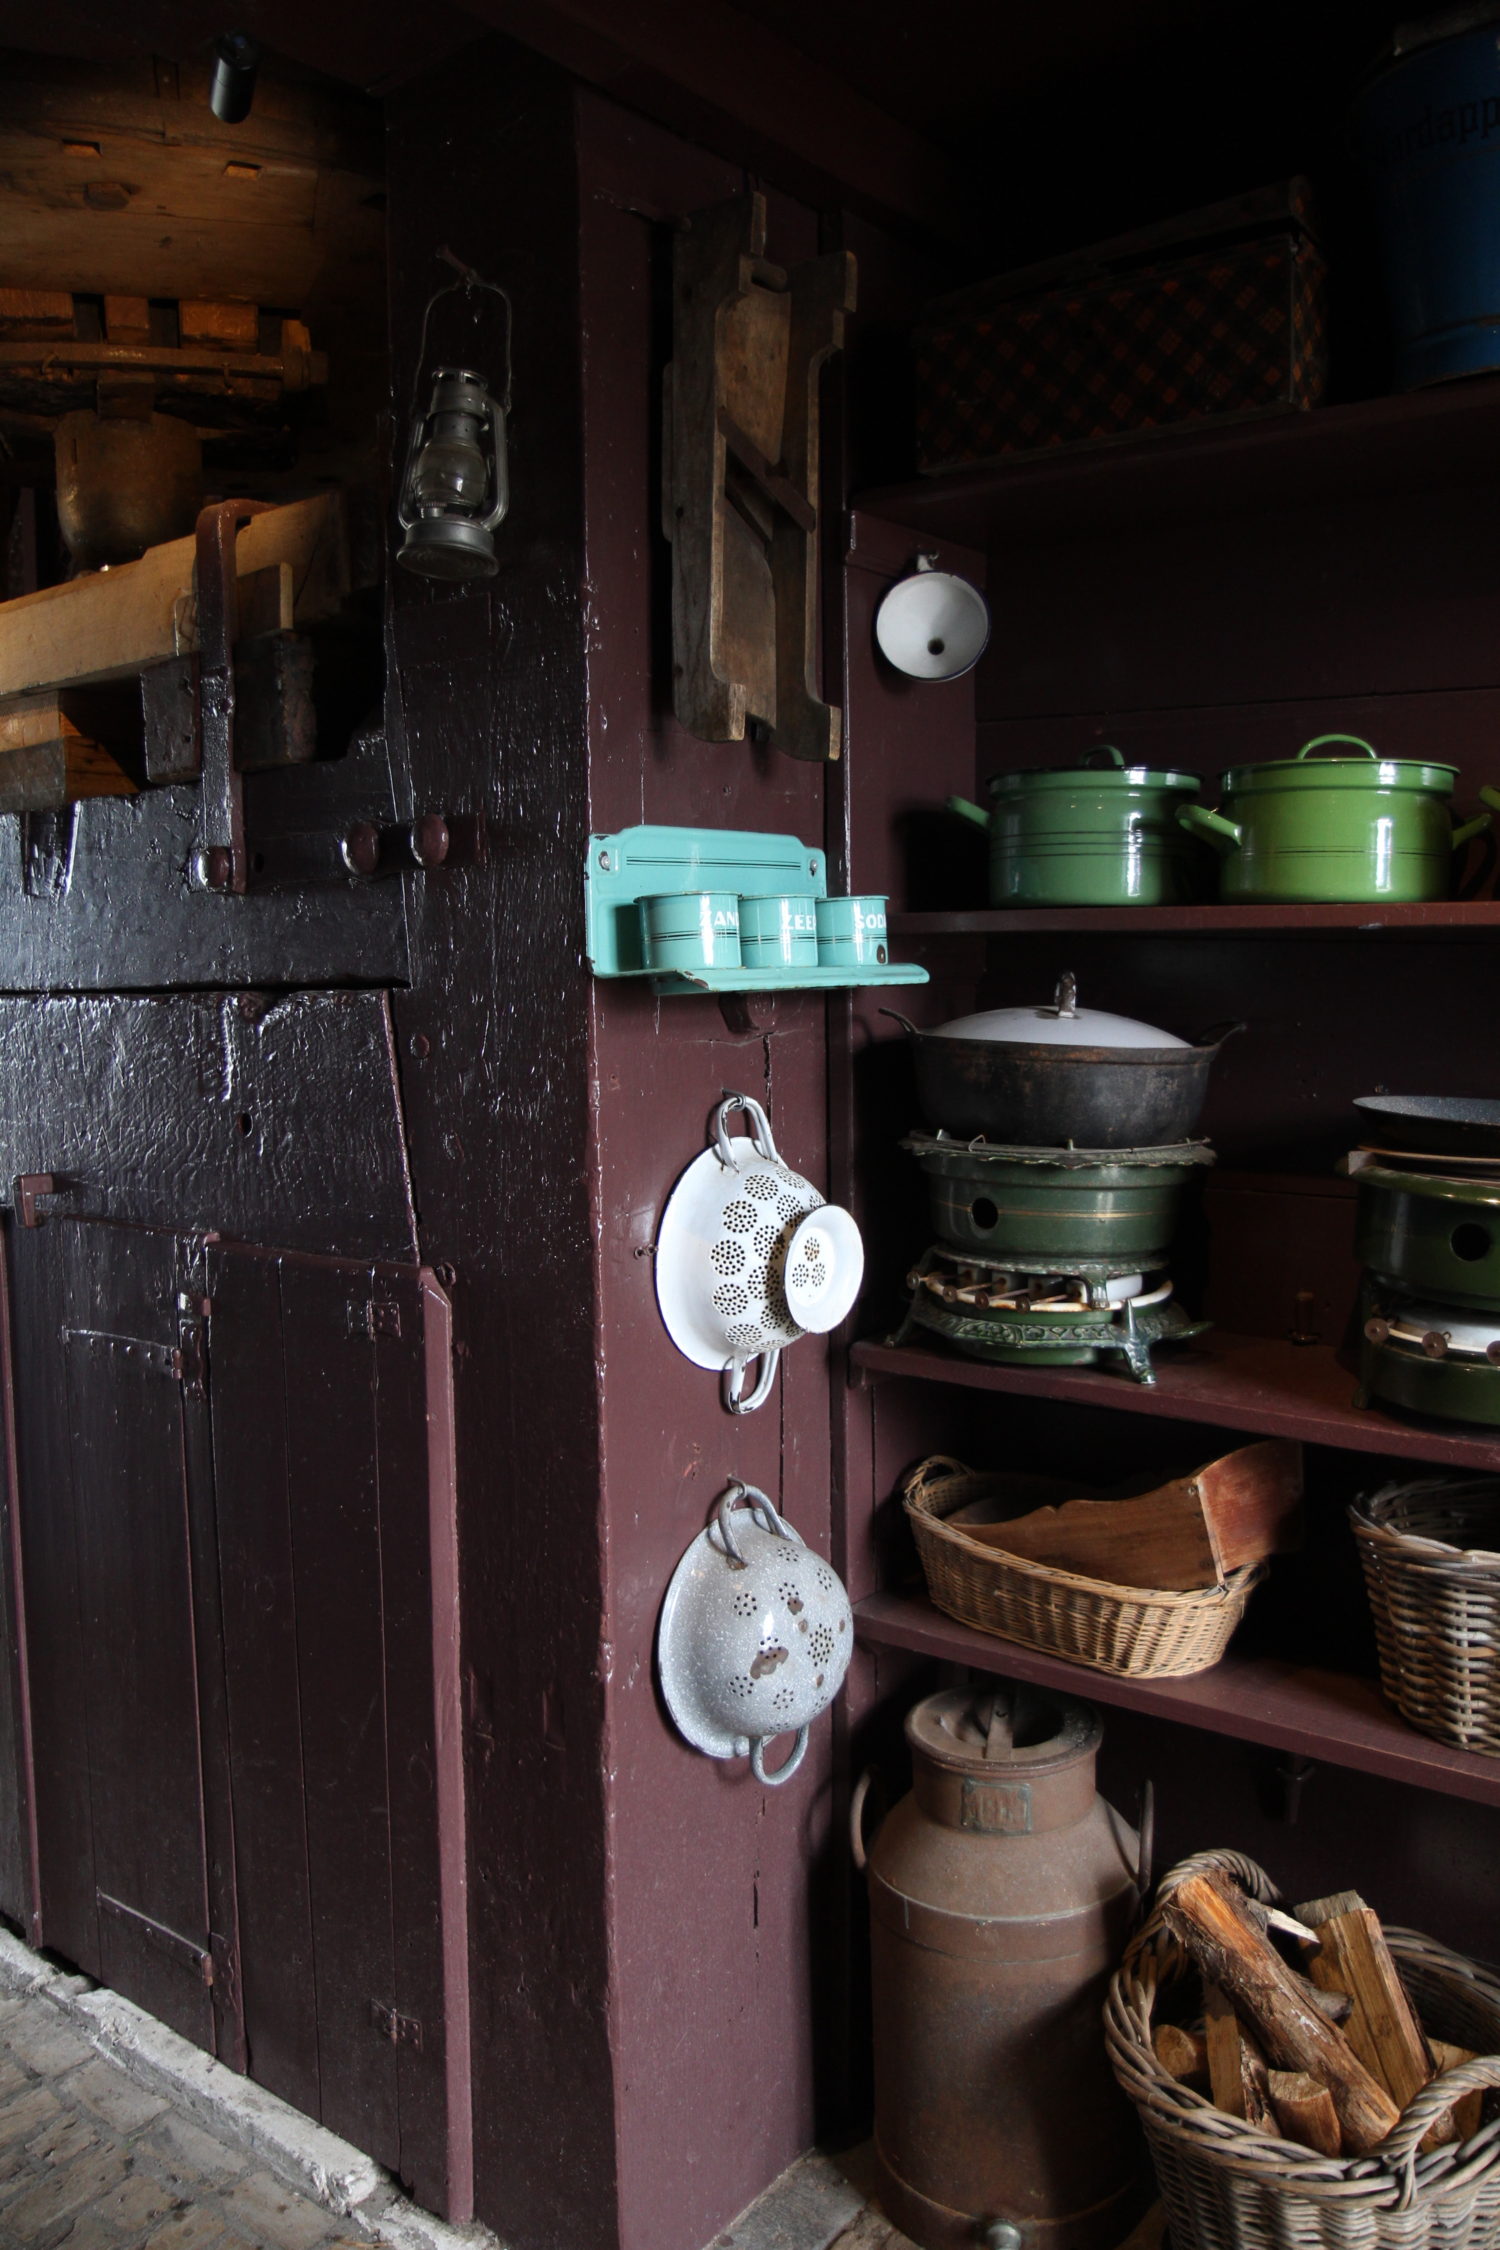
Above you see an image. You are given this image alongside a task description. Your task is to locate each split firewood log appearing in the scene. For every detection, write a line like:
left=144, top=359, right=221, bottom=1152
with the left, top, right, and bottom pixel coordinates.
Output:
left=1429, top=2043, right=1485, bottom=2144
left=1297, top=1890, right=1450, bottom=2148
left=1164, top=1870, right=1401, bottom=2154
left=1268, top=2069, right=1342, bottom=2155
left=1202, top=1983, right=1276, bottom=2132
left=1154, top=2024, right=1209, bottom=2083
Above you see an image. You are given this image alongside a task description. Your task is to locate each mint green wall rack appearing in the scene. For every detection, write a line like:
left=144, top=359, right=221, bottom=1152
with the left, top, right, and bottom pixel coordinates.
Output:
left=585, top=825, right=928, bottom=995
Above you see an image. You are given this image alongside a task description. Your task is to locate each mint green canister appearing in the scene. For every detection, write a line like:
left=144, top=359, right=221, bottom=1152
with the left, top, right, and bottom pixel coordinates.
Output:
left=948, top=746, right=1204, bottom=907
left=1178, top=734, right=1490, bottom=904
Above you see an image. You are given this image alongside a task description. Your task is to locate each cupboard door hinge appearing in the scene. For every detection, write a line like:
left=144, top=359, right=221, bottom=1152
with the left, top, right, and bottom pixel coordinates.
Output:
left=348, top=1297, right=402, bottom=1339
left=97, top=1893, right=213, bottom=1985
left=369, top=2000, right=422, bottom=2049
left=63, top=1329, right=183, bottom=1379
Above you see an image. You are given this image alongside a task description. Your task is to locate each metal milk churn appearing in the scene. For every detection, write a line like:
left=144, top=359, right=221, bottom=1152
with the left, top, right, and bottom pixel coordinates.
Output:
left=854, top=1685, right=1147, bottom=2250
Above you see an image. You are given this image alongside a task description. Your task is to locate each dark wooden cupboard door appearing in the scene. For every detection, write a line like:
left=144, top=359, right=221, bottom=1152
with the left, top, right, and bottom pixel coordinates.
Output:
left=6, top=1220, right=459, bottom=2213
left=206, top=1245, right=451, bottom=2206
left=9, top=1217, right=220, bottom=2053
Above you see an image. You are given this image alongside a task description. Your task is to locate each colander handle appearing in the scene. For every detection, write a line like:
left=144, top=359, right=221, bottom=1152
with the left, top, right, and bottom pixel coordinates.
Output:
left=722, top=1347, right=781, bottom=1416
left=715, top=1479, right=795, bottom=1558
left=713, top=1092, right=781, bottom=1170
left=751, top=1727, right=809, bottom=1787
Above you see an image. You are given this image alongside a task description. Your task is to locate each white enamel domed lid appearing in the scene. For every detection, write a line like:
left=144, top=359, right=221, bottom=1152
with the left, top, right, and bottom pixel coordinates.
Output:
left=933, top=972, right=1188, bottom=1049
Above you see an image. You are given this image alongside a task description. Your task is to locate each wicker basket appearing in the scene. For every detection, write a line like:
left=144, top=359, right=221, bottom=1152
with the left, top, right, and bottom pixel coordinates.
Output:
left=1353, top=1479, right=1500, bottom=1757
left=902, top=1456, right=1264, bottom=1680
left=1107, top=1848, right=1500, bottom=2250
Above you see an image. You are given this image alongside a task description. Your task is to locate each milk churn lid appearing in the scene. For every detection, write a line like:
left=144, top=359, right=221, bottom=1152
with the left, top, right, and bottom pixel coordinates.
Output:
left=906, top=1685, right=1101, bottom=1777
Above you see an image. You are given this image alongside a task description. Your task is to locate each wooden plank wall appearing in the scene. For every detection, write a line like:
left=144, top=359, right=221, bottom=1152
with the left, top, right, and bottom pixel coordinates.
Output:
left=578, top=95, right=836, bottom=2250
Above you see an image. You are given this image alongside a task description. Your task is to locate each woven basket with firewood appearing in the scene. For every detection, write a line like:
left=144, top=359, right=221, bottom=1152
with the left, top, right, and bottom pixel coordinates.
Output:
left=1106, top=1850, right=1500, bottom=2250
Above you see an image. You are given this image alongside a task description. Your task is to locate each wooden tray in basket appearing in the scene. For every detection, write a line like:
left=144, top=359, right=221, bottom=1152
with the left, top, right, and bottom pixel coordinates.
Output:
left=903, top=1456, right=1264, bottom=1681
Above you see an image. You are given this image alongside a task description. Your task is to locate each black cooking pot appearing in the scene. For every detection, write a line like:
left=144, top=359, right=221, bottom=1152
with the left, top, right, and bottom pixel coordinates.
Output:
left=886, top=976, right=1241, bottom=1148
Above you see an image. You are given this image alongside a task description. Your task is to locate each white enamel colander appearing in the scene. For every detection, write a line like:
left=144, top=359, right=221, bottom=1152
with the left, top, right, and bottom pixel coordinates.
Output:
left=657, top=1483, right=854, bottom=1786
left=655, top=1094, right=864, bottom=1413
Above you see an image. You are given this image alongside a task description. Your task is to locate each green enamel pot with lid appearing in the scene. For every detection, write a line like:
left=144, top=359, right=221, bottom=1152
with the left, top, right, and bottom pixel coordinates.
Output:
left=1177, top=734, right=1490, bottom=903
left=948, top=745, right=1205, bottom=907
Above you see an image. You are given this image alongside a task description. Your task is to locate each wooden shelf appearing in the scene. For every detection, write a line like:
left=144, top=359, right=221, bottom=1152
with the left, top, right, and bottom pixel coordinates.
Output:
left=855, top=1591, right=1500, bottom=1809
left=854, top=378, right=1500, bottom=547
left=890, top=902, right=1500, bottom=940
left=851, top=1332, right=1500, bottom=1471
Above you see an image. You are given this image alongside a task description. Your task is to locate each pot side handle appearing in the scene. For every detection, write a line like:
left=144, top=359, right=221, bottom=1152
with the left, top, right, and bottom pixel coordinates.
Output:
left=946, top=794, right=991, bottom=833
left=1455, top=803, right=1494, bottom=850
left=1193, top=1019, right=1248, bottom=1052
left=1178, top=803, right=1243, bottom=853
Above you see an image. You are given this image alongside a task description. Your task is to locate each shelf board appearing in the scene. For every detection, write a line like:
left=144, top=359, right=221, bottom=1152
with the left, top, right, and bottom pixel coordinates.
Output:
left=889, top=901, right=1500, bottom=940
left=854, top=377, right=1500, bottom=546
left=855, top=1591, right=1500, bottom=1809
left=850, top=1331, right=1500, bottom=1470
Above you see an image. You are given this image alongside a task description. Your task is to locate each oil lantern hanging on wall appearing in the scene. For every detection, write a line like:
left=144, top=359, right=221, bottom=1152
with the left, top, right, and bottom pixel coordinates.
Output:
left=397, top=254, right=512, bottom=581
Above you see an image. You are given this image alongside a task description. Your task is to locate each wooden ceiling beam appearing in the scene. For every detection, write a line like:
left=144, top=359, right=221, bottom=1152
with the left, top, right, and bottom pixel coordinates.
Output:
left=404, top=0, right=959, bottom=233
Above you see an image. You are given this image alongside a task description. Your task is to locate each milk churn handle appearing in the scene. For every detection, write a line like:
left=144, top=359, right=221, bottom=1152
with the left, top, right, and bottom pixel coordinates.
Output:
left=849, top=1768, right=879, bottom=1870
left=752, top=1728, right=809, bottom=1787
left=713, top=1092, right=781, bottom=1169
left=714, top=1480, right=795, bottom=1564
left=1136, top=1779, right=1155, bottom=1903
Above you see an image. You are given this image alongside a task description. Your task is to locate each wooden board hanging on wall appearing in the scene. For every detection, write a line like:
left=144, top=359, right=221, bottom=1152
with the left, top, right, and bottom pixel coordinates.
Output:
left=664, top=192, right=854, bottom=761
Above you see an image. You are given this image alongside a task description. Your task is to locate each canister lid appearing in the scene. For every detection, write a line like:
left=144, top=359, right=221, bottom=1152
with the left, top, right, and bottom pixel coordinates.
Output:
left=1218, top=736, right=1457, bottom=796
left=906, top=1685, right=1101, bottom=1778
left=987, top=754, right=1199, bottom=796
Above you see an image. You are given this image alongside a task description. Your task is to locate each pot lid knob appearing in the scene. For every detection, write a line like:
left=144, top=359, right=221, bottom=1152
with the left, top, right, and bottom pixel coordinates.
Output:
left=1040, top=971, right=1079, bottom=1020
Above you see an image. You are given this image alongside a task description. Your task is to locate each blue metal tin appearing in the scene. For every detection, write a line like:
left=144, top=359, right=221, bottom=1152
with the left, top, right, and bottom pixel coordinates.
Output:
left=740, top=894, right=819, bottom=968
left=638, top=891, right=741, bottom=970
left=1354, top=13, right=1500, bottom=388
left=816, top=895, right=888, bottom=967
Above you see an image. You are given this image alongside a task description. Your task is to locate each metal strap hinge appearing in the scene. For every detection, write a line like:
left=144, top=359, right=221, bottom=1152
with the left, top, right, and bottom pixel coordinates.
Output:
left=348, top=1298, right=402, bottom=1339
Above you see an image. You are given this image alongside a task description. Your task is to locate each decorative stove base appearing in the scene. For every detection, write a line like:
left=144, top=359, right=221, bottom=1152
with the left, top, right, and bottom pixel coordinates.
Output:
left=893, top=1269, right=1209, bottom=1385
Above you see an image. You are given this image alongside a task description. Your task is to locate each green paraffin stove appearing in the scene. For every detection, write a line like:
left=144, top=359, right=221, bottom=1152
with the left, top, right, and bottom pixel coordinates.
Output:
left=1353, top=1156, right=1500, bottom=1423
left=892, top=1133, right=1214, bottom=1385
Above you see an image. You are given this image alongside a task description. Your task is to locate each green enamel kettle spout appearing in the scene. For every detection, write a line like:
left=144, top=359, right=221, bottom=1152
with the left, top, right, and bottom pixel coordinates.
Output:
left=1177, top=734, right=1490, bottom=904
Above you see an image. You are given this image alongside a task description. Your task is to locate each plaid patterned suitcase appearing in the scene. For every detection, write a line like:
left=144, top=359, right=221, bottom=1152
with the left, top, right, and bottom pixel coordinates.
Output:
left=914, top=180, right=1329, bottom=472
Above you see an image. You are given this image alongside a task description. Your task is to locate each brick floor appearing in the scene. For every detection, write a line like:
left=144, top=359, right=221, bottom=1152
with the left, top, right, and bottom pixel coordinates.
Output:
left=0, top=1985, right=368, bottom=2250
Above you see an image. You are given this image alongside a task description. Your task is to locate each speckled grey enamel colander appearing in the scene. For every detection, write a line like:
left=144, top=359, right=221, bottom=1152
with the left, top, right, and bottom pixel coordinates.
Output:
left=657, top=1483, right=854, bottom=1786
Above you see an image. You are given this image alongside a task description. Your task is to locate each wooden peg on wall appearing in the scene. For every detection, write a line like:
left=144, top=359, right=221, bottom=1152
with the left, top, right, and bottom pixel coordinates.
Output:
left=664, top=192, right=855, bottom=761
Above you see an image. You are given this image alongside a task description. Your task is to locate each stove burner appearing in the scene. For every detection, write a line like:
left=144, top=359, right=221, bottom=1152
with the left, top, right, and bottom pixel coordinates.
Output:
left=1358, top=1282, right=1500, bottom=1425
left=892, top=1246, right=1209, bottom=1385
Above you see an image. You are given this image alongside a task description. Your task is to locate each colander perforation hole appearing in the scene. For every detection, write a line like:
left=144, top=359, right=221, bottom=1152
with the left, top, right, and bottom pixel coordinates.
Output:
left=726, top=1321, right=764, bottom=1347
left=815, top=1566, right=837, bottom=1594
left=789, top=1263, right=814, bottom=1292
left=713, top=1282, right=750, bottom=1315
left=746, top=1174, right=778, bottom=1202
left=729, top=1675, right=754, bottom=1699
left=722, top=1200, right=756, bottom=1233
left=772, top=1688, right=796, bottom=1713
left=753, top=1225, right=779, bottom=1257
left=732, top=1590, right=758, bottom=1617
left=778, top=1582, right=800, bottom=1604
left=709, top=1239, right=746, bottom=1275
left=809, top=1625, right=835, bottom=1662
left=776, top=1192, right=802, bottom=1220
